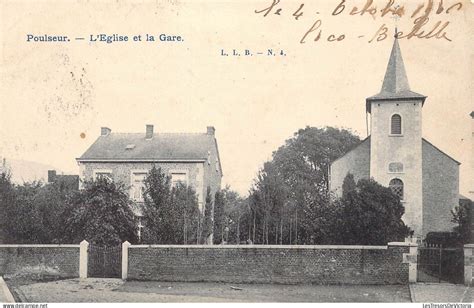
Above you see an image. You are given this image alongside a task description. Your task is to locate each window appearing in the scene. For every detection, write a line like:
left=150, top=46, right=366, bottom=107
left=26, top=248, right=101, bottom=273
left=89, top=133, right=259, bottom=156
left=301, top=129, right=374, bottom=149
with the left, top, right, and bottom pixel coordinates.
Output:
left=93, top=169, right=112, bottom=181
left=389, top=178, right=404, bottom=200
left=391, top=114, right=402, bottom=135
left=171, top=172, right=187, bottom=187
left=389, top=162, right=404, bottom=173
left=131, top=172, right=148, bottom=202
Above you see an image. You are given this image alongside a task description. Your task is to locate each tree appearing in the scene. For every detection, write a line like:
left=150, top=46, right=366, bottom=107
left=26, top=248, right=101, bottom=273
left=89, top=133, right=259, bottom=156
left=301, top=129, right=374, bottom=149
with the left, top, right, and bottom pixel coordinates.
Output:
left=142, top=166, right=201, bottom=244
left=0, top=171, right=16, bottom=242
left=171, top=183, right=201, bottom=244
left=63, top=178, right=137, bottom=245
left=248, top=162, right=289, bottom=244
left=218, top=187, right=248, bottom=244
left=331, top=176, right=411, bottom=245
left=271, top=126, right=361, bottom=244
left=342, top=173, right=356, bottom=199
left=452, top=199, right=472, bottom=244
left=0, top=171, right=75, bottom=244
left=201, top=187, right=214, bottom=244
left=213, top=190, right=225, bottom=244
left=142, top=166, right=172, bottom=243
left=246, top=126, right=361, bottom=244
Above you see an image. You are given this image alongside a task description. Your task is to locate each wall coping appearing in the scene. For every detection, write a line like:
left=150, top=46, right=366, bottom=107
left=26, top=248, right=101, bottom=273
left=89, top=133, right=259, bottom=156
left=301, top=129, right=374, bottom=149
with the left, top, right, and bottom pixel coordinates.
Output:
left=0, top=244, right=80, bottom=248
left=464, top=244, right=474, bottom=248
left=129, top=244, right=389, bottom=250
left=388, top=242, right=418, bottom=247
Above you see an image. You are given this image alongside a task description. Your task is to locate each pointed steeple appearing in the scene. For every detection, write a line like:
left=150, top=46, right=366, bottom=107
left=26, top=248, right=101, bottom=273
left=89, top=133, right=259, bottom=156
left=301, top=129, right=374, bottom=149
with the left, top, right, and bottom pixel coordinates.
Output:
left=381, top=38, right=410, bottom=94
left=366, top=37, right=426, bottom=113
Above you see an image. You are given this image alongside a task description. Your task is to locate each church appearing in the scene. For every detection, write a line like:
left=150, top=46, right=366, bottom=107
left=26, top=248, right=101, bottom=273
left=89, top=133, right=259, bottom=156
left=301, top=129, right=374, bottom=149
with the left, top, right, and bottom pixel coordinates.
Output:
left=329, top=37, right=460, bottom=239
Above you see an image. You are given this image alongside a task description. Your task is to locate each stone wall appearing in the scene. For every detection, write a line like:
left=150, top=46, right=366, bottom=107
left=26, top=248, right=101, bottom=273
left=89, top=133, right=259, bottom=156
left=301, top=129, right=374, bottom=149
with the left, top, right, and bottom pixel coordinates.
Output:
left=80, top=160, right=221, bottom=212
left=329, top=137, right=371, bottom=197
left=465, top=244, right=474, bottom=285
left=126, top=243, right=415, bottom=285
left=0, top=245, right=80, bottom=279
left=80, top=161, right=205, bottom=207
left=369, top=99, right=424, bottom=238
left=422, top=139, right=459, bottom=238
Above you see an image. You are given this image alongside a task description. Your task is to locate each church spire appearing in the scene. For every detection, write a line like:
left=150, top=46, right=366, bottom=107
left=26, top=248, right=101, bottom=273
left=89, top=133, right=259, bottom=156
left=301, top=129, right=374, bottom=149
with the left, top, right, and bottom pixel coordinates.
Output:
left=381, top=38, right=410, bottom=94
left=366, top=36, right=426, bottom=113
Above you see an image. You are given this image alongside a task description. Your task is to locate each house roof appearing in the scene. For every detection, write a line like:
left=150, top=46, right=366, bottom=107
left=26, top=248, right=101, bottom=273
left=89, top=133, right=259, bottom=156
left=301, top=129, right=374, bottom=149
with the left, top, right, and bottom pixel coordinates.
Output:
left=77, top=132, right=217, bottom=162
left=366, top=38, right=426, bottom=112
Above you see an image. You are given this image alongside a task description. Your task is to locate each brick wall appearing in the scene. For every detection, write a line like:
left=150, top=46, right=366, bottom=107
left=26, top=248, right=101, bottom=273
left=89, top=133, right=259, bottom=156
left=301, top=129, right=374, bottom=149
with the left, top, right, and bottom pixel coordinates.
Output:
left=0, top=245, right=80, bottom=279
left=127, top=244, right=412, bottom=285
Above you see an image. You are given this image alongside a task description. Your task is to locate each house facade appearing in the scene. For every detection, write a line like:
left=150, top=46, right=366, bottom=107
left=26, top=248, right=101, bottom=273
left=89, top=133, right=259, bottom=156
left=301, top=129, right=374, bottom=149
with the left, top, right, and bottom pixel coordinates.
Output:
left=329, top=38, right=460, bottom=239
left=77, top=125, right=222, bottom=215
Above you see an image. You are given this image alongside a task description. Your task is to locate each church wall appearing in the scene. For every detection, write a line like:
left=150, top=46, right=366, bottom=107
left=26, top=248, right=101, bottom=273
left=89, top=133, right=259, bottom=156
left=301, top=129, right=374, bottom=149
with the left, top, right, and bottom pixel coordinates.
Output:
left=370, top=99, right=424, bottom=237
left=329, top=138, right=370, bottom=197
left=422, top=140, right=459, bottom=238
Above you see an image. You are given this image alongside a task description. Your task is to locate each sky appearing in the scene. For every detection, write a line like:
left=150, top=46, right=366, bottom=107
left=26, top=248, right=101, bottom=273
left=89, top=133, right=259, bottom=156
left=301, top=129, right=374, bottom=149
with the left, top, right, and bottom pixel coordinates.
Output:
left=0, top=0, right=472, bottom=196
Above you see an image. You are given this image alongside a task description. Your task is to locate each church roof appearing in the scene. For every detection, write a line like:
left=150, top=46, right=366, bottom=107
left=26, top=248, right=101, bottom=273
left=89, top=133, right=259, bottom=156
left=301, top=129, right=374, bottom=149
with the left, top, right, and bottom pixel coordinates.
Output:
left=366, top=38, right=426, bottom=112
left=422, top=138, right=460, bottom=165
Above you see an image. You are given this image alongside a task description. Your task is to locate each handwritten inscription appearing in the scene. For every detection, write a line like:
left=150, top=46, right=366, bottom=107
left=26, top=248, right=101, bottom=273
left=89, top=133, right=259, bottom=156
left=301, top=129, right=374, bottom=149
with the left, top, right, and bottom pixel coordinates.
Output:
left=255, top=0, right=463, bottom=44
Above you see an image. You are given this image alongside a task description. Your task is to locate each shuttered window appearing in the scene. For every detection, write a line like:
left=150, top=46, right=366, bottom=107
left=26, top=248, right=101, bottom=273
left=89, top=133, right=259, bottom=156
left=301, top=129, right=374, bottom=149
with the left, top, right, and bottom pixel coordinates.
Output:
left=391, top=114, right=402, bottom=135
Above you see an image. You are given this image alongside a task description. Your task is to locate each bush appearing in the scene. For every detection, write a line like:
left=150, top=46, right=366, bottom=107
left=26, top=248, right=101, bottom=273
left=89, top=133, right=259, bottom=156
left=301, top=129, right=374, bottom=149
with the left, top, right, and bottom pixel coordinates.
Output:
left=0, top=171, right=75, bottom=244
left=63, top=178, right=137, bottom=245
left=328, top=175, right=411, bottom=245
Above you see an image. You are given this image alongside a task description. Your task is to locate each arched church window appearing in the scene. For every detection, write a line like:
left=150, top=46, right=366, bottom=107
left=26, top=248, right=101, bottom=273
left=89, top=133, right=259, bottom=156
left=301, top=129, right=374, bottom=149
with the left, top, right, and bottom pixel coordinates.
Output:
left=389, top=162, right=404, bottom=173
left=389, top=178, right=404, bottom=200
left=391, top=114, right=402, bottom=135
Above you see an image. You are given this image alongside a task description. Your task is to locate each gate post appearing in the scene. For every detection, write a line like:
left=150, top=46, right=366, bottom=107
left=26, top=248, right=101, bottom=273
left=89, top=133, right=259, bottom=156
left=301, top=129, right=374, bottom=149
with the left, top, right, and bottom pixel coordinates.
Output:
left=464, top=244, right=474, bottom=286
left=122, top=241, right=131, bottom=280
left=390, top=241, right=418, bottom=283
left=79, top=240, right=89, bottom=279
left=407, top=242, right=418, bottom=283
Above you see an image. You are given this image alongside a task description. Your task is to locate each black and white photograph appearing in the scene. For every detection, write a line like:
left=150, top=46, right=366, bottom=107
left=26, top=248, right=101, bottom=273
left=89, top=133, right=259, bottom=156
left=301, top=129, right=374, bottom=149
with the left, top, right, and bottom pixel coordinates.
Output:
left=0, top=0, right=472, bottom=305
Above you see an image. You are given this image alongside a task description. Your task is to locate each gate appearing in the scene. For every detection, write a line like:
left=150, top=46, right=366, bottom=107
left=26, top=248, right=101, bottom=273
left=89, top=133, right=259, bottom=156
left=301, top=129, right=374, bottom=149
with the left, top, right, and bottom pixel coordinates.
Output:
left=417, top=244, right=464, bottom=284
left=88, top=244, right=122, bottom=278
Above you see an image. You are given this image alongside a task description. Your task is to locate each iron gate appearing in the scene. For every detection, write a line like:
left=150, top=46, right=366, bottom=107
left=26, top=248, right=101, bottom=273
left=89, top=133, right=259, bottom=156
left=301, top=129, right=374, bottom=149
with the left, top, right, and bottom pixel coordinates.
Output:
left=417, top=245, right=464, bottom=284
left=88, top=244, right=122, bottom=278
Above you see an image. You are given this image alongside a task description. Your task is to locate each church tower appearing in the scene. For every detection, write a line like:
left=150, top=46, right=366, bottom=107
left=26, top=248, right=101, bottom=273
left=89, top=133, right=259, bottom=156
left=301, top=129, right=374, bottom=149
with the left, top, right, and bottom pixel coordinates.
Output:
left=366, top=38, right=427, bottom=237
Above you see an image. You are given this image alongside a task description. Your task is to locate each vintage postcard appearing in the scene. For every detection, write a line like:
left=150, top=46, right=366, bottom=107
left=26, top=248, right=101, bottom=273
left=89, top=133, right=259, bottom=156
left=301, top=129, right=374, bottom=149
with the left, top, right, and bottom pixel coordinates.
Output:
left=0, top=0, right=473, bottom=305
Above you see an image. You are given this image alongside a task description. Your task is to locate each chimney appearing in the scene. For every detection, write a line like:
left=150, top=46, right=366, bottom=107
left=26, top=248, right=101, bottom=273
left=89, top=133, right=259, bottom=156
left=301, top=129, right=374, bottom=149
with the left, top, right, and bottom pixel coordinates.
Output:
left=207, top=126, right=215, bottom=135
left=48, top=170, right=57, bottom=183
left=146, top=124, right=154, bottom=139
left=101, top=127, right=111, bottom=136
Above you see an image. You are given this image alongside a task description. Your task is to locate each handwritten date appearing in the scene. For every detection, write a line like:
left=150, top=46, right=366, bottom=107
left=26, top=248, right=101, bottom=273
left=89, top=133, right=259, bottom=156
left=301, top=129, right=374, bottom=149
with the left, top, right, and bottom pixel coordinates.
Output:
left=255, top=0, right=463, bottom=44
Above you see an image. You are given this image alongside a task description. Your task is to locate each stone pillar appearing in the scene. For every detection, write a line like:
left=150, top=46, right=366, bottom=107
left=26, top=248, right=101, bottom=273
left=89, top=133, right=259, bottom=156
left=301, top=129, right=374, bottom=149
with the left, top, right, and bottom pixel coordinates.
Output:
left=408, top=243, right=418, bottom=283
left=464, top=244, right=474, bottom=286
left=79, top=240, right=89, bottom=279
left=122, top=241, right=131, bottom=280
left=389, top=241, right=418, bottom=283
